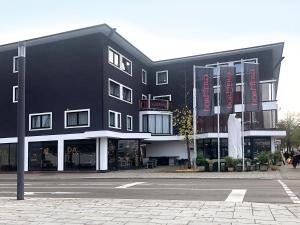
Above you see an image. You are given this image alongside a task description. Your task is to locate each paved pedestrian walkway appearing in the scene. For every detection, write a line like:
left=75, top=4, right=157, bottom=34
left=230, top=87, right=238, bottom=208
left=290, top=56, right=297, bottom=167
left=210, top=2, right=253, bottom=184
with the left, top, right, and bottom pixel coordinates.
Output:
left=0, top=197, right=299, bottom=225
left=1, top=164, right=299, bottom=181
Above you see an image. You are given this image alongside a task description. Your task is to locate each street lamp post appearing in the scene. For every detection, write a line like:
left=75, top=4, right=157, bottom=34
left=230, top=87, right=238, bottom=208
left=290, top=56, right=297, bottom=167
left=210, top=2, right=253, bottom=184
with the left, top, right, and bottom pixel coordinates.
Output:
left=17, top=42, right=26, bottom=200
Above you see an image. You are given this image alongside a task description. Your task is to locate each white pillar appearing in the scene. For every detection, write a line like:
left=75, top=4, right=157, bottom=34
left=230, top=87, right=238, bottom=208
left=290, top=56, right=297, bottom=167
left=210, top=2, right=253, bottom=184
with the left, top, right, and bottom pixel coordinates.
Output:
left=24, top=139, right=28, bottom=171
left=271, top=137, right=275, bottom=153
left=96, top=138, right=100, bottom=171
left=57, top=139, right=64, bottom=171
left=100, top=137, right=108, bottom=171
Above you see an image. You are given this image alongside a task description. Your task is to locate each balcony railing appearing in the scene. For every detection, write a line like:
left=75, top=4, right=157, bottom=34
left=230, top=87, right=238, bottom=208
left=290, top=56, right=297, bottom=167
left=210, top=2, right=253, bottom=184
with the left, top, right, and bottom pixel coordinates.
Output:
left=139, top=99, right=170, bottom=111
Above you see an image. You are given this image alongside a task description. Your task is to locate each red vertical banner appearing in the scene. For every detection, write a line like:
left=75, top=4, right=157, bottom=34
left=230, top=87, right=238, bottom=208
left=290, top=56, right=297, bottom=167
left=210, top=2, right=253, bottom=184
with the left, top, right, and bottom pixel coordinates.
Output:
left=244, top=63, right=260, bottom=111
left=195, top=67, right=214, bottom=116
left=220, top=66, right=236, bottom=114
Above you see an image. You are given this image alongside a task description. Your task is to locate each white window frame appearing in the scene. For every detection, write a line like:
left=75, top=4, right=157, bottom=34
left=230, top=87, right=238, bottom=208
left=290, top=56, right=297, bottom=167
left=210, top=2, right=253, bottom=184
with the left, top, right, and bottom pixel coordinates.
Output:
left=109, top=110, right=121, bottom=129
left=126, top=115, right=133, bottom=131
left=64, top=109, right=90, bottom=129
left=142, top=94, right=147, bottom=100
left=108, top=78, right=132, bottom=104
left=142, top=69, right=147, bottom=84
left=156, top=70, right=168, bottom=85
left=153, top=95, right=172, bottom=101
left=13, top=56, right=19, bottom=73
left=108, top=46, right=132, bottom=76
left=29, top=112, right=52, bottom=131
left=13, top=86, right=18, bottom=103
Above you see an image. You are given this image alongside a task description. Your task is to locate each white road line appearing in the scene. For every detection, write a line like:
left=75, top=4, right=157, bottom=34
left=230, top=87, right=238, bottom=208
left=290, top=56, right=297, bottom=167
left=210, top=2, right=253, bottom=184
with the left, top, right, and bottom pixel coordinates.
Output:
left=115, top=182, right=145, bottom=189
left=278, top=180, right=300, bottom=204
left=0, top=191, right=88, bottom=195
left=225, top=189, right=247, bottom=202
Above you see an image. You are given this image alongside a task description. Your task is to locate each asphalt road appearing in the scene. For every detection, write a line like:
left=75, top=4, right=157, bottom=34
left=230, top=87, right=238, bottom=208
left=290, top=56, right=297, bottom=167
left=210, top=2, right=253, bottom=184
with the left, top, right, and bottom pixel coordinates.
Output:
left=0, top=176, right=299, bottom=204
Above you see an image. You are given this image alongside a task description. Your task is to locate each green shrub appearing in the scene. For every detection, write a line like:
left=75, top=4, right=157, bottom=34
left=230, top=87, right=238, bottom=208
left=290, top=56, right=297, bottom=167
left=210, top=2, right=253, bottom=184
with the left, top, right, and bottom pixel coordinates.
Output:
left=269, top=151, right=282, bottom=165
left=196, top=156, right=208, bottom=168
left=224, top=156, right=235, bottom=167
left=196, top=156, right=207, bottom=166
left=257, top=151, right=270, bottom=164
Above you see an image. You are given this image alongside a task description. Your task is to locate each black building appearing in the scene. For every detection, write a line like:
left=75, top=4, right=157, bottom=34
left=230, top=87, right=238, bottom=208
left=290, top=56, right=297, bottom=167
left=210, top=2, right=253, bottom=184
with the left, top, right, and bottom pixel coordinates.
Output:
left=0, top=24, right=285, bottom=171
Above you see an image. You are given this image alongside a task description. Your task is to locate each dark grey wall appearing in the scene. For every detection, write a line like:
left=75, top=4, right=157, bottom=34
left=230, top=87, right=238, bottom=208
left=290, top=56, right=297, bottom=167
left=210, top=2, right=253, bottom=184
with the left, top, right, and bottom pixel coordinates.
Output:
left=102, top=37, right=150, bottom=133
left=0, top=33, right=104, bottom=138
left=149, top=50, right=274, bottom=111
left=0, top=49, right=18, bottom=138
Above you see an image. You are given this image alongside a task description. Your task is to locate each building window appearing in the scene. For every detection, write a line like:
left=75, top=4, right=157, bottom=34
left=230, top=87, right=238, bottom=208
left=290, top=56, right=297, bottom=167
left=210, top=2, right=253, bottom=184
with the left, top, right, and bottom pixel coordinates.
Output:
left=108, top=79, right=132, bottom=104
left=108, top=48, right=120, bottom=67
left=13, top=86, right=18, bottom=103
left=142, top=94, right=147, bottom=100
left=122, top=86, right=132, bottom=103
left=108, top=47, right=132, bottom=76
left=29, top=113, right=52, bottom=131
left=65, top=109, right=90, bottom=128
left=127, top=115, right=133, bottom=131
left=109, top=110, right=121, bottom=129
left=156, top=70, right=168, bottom=85
left=142, top=114, right=172, bottom=135
left=142, top=69, right=147, bottom=84
left=153, top=95, right=171, bottom=101
left=109, top=80, right=121, bottom=98
left=13, top=56, right=19, bottom=73
left=121, top=57, right=132, bottom=75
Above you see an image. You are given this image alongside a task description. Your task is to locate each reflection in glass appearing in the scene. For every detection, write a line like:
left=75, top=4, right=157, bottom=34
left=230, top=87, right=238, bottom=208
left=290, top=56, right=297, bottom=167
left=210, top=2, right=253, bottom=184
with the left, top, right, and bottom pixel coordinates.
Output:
left=0, top=144, right=17, bottom=171
left=28, top=141, right=57, bottom=171
left=64, top=139, right=96, bottom=170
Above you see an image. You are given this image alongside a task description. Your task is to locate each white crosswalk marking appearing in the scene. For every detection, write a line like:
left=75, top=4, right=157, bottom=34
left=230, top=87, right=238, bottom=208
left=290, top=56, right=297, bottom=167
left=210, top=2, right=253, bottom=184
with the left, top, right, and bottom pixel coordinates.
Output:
left=225, top=189, right=247, bottom=202
left=115, top=182, right=145, bottom=189
left=278, top=180, right=300, bottom=204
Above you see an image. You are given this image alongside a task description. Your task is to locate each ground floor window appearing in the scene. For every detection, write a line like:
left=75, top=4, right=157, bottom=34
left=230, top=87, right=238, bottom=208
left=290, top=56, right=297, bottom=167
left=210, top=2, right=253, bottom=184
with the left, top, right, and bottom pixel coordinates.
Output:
left=28, top=141, right=57, bottom=171
left=64, top=139, right=96, bottom=170
left=197, top=138, right=228, bottom=160
left=108, top=139, right=141, bottom=170
left=197, top=137, right=271, bottom=160
left=0, top=143, right=17, bottom=171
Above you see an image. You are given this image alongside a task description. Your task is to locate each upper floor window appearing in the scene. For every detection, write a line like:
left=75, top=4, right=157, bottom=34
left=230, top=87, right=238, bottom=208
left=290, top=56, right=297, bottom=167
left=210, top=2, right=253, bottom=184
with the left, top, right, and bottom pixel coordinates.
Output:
left=13, top=56, right=19, bottom=73
left=13, top=86, right=18, bottom=103
left=156, top=70, right=168, bottom=85
left=108, top=79, right=132, bottom=104
left=142, top=69, right=147, bottom=84
left=121, top=57, right=132, bottom=74
left=65, top=109, right=90, bottom=128
left=142, top=114, right=172, bottom=135
left=142, top=94, right=147, bottom=100
left=29, top=112, right=52, bottom=131
left=127, top=115, right=133, bottom=131
left=109, top=110, right=121, bottom=129
left=108, top=48, right=120, bottom=67
left=108, top=47, right=132, bottom=76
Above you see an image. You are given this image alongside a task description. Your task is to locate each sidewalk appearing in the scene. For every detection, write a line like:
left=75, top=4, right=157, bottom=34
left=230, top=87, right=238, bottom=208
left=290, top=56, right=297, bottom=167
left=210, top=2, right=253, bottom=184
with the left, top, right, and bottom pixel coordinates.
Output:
left=1, top=165, right=299, bottom=180
left=0, top=197, right=299, bottom=225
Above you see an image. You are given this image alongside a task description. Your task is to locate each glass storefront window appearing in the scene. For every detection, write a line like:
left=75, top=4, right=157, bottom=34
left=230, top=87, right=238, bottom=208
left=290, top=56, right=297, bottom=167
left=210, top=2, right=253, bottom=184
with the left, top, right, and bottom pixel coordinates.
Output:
left=64, top=139, right=96, bottom=170
left=29, top=141, right=58, bottom=171
left=0, top=144, right=17, bottom=171
left=108, top=139, right=141, bottom=170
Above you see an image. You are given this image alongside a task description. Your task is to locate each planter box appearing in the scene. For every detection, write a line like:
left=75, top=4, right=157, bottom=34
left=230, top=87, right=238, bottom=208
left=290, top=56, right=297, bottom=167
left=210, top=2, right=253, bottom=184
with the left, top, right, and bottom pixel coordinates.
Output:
left=271, top=165, right=279, bottom=171
left=227, top=167, right=234, bottom=172
left=235, top=165, right=243, bottom=172
left=259, top=164, right=268, bottom=171
left=197, top=166, right=206, bottom=172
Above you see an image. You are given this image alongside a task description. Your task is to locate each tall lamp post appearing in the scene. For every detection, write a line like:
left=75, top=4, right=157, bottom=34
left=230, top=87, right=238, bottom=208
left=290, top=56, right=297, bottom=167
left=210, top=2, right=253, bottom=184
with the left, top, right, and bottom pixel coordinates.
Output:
left=16, top=42, right=26, bottom=200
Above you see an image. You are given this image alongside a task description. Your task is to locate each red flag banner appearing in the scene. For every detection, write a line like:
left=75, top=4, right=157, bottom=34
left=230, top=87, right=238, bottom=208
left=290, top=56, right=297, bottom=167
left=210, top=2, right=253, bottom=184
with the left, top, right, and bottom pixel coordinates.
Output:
left=195, top=67, right=214, bottom=116
left=244, top=63, right=260, bottom=112
left=220, top=66, right=236, bottom=114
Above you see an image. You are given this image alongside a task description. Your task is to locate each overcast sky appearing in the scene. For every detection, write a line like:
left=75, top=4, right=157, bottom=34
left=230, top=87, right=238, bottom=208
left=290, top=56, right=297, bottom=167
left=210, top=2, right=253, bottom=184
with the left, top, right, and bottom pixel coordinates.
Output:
left=1, top=0, right=299, bottom=119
